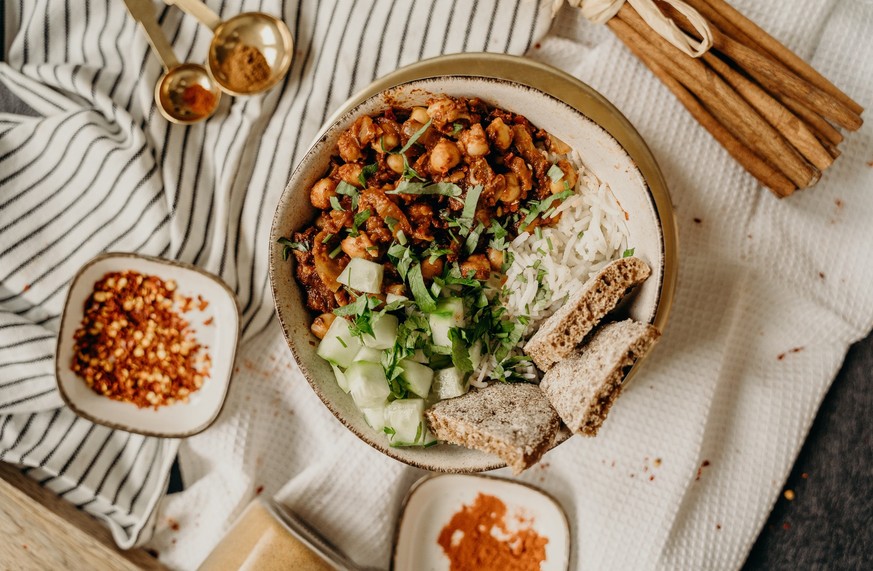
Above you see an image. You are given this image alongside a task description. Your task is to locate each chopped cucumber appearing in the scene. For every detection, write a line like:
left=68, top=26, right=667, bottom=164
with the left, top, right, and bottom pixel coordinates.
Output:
left=400, top=359, right=434, bottom=398
left=331, top=364, right=350, bottom=393
left=385, top=398, right=425, bottom=446
left=337, top=258, right=384, bottom=294
left=346, top=362, right=390, bottom=408
left=354, top=346, right=382, bottom=363
left=317, top=317, right=362, bottom=368
left=429, top=298, right=464, bottom=346
left=361, top=405, right=387, bottom=431
left=362, top=313, right=398, bottom=350
left=431, top=367, right=469, bottom=400
left=386, top=293, right=408, bottom=304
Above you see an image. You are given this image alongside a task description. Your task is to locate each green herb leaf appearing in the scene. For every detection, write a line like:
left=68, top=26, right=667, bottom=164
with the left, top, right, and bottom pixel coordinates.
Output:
left=349, top=209, right=371, bottom=237
left=464, top=222, right=484, bottom=255
left=397, top=118, right=432, bottom=155
left=330, top=196, right=344, bottom=211
left=277, top=237, right=308, bottom=260
left=547, top=163, right=564, bottom=183
left=461, top=185, right=483, bottom=222
left=622, top=248, right=635, bottom=258
left=329, top=244, right=343, bottom=258
left=383, top=426, right=396, bottom=436
left=358, top=163, right=378, bottom=187
left=386, top=180, right=463, bottom=197
left=337, top=336, right=348, bottom=348
left=521, top=188, right=573, bottom=227
left=452, top=123, right=464, bottom=135
left=321, top=233, right=334, bottom=244
left=449, top=328, right=473, bottom=374
left=408, top=264, right=437, bottom=312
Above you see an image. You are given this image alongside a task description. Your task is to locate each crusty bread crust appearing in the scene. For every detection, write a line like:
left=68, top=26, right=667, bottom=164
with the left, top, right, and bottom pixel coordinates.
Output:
left=540, top=320, right=659, bottom=436
left=524, top=257, right=651, bottom=372
left=425, top=383, right=559, bottom=474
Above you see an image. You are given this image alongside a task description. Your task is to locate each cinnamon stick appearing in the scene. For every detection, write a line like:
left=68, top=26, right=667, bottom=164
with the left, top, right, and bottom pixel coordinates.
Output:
left=701, top=0, right=864, bottom=117
left=711, top=29, right=862, bottom=131
left=609, top=19, right=795, bottom=196
left=615, top=5, right=820, bottom=189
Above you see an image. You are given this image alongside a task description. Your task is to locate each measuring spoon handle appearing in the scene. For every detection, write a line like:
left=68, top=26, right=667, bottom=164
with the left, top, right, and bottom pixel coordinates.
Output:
left=123, top=0, right=180, bottom=70
left=165, top=0, right=223, bottom=31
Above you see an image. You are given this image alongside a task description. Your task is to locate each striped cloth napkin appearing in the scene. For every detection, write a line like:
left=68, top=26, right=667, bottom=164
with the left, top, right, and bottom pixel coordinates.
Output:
left=3, top=0, right=873, bottom=570
left=0, top=0, right=551, bottom=550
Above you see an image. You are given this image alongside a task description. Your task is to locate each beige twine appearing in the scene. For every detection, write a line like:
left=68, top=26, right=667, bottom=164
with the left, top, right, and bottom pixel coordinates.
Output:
left=558, top=0, right=713, bottom=57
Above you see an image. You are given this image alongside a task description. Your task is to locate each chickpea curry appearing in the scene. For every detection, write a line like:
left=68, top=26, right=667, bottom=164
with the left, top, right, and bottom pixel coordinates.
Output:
left=278, top=95, right=581, bottom=447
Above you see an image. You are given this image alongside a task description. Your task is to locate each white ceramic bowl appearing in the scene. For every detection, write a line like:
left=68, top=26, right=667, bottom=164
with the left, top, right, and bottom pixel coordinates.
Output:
left=56, top=252, right=240, bottom=437
left=392, top=474, right=570, bottom=571
left=270, top=76, right=668, bottom=471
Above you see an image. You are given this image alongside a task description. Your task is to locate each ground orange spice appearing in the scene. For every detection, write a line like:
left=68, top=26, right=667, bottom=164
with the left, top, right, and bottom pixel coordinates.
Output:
left=182, top=84, right=216, bottom=116
left=438, top=493, right=549, bottom=571
left=221, top=44, right=271, bottom=91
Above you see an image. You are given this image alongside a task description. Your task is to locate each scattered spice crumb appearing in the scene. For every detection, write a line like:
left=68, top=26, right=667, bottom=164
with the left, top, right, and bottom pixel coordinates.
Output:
left=168, top=518, right=180, bottom=531
left=782, top=522, right=791, bottom=530
left=784, top=489, right=795, bottom=501
left=611, top=460, right=616, bottom=468
left=867, top=158, right=873, bottom=167
left=146, top=549, right=160, bottom=558
left=22, top=544, right=28, bottom=550
left=654, top=458, right=662, bottom=468
left=221, top=44, right=271, bottom=92
left=777, top=353, right=786, bottom=361
left=630, top=473, right=635, bottom=478
left=649, top=475, right=655, bottom=481
left=716, top=524, right=722, bottom=530
left=171, top=538, right=177, bottom=545
left=801, top=472, right=809, bottom=479
left=696, top=460, right=711, bottom=481
left=702, top=460, right=710, bottom=467
left=22, top=284, right=30, bottom=292
left=835, top=198, right=843, bottom=208
left=790, top=347, right=804, bottom=354
left=693, top=217, right=702, bottom=224
left=255, top=485, right=265, bottom=495
left=818, top=272, right=825, bottom=280
left=197, top=295, right=209, bottom=311
left=747, top=234, right=753, bottom=239
left=534, top=42, right=542, bottom=49
left=181, top=84, right=216, bottom=116
left=203, top=316, right=214, bottom=326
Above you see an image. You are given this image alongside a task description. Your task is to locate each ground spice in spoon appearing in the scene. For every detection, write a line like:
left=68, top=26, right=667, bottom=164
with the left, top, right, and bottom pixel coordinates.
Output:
left=182, top=84, right=217, bottom=116
left=438, top=493, right=549, bottom=571
left=221, top=44, right=271, bottom=92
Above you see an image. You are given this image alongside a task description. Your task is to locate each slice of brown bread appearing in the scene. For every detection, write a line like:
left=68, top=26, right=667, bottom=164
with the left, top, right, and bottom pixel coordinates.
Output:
left=524, top=256, right=651, bottom=371
left=425, top=383, right=559, bottom=474
left=540, top=319, right=659, bottom=436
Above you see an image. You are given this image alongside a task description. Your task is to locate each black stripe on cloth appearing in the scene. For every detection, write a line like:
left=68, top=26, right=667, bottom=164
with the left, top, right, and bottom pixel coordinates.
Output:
left=484, top=1, right=500, bottom=51
left=0, top=373, right=53, bottom=389
left=503, top=0, right=523, bottom=52
left=33, top=415, right=82, bottom=468
left=76, top=432, right=133, bottom=508
left=371, top=0, right=400, bottom=78
left=394, top=0, right=418, bottom=70
left=107, top=436, right=149, bottom=506
left=0, top=389, right=56, bottom=413
left=122, top=441, right=160, bottom=515
left=347, top=0, right=379, bottom=96
left=53, top=422, right=97, bottom=477
left=0, top=101, right=74, bottom=164
left=55, top=427, right=115, bottom=496
left=417, top=1, right=438, bottom=61
left=0, top=354, right=52, bottom=369
left=0, top=334, right=53, bottom=350
left=0, top=413, right=36, bottom=460
left=461, top=1, right=480, bottom=51
left=439, top=0, right=458, bottom=55
left=16, top=409, right=63, bottom=463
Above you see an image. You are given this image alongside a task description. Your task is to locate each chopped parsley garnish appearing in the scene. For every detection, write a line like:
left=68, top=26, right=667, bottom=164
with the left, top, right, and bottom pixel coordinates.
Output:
left=452, top=122, right=464, bottom=135
left=521, top=188, right=573, bottom=227
left=464, top=221, right=484, bottom=255
left=329, top=196, right=344, bottom=211
left=328, top=244, right=343, bottom=258
left=277, top=237, right=308, bottom=260
left=358, top=163, right=378, bottom=187
left=336, top=181, right=360, bottom=210
left=449, top=328, right=473, bottom=374
left=450, top=184, right=483, bottom=237
left=387, top=180, right=463, bottom=197
left=321, top=233, right=334, bottom=244
left=348, top=209, right=371, bottom=237
left=333, top=294, right=381, bottom=338
left=623, top=248, right=635, bottom=258
left=408, top=264, right=437, bottom=312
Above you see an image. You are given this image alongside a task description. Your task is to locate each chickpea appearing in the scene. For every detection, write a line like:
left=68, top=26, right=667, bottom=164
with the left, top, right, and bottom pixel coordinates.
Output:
left=411, top=106, right=430, bottom=124
left=386, top=283, right=406, bottom=296
left=550, top=160, right=578, bottom=194
left=498, top=173, right=521, bottom=203
left=486, top=117, right=512, bottom=151
left=310, top=178, right=338, bottom=209
left=486, top=247, right=504, bottom=272
left=338, top=163, right=364, bottom=188
left=459, top=124, right=489, bottom=157
left=459, top=254, right=490, bottom=280
left=341, top=233, right=377, bottom=259
left=420, top=257, right=444, bottom=280
left=387, top=153, right=405, bottom=174
left=378, top=132, right=400, bottom=152
left=310, top=313, right=336, bottom=339
left=549, top=134, right=572, bottom=154
left=429, top=139, right=461, bottom=173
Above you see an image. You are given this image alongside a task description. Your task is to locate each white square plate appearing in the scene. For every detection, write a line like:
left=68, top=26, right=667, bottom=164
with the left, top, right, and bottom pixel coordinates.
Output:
left=56, top=252, right=240, bottom=437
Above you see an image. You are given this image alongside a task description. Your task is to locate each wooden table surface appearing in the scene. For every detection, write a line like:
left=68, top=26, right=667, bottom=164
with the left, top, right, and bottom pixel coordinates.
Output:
left=0, top=463, right=167, bottom=571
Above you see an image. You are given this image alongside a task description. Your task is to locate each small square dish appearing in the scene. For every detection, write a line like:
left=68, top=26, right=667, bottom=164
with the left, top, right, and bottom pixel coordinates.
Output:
left=56, top=252, right=240, bottom=437
left=393, top=474, right=570, bottom=571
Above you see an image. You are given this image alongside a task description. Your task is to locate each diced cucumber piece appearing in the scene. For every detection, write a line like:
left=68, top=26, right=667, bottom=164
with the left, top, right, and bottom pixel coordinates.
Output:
left=361, top=405, right=387, bottom=431
left=331, top=364, right=350, bottom=393
left=354, top=346, right=382, bottom=363
left=429, top=298, right=465, bottom=346
left=400, top=359, right=434, bottom=398
left=316, top=317, right=362, bottom=368
left=346, top=362, right=390, bottom=408
left=423, top=429, right=438, bottom=447
left=362, top=313, right=398, bottom=350
left=432, top=367, right=469, bottom=400
left=337, top=258, right=384, bottom=294
left=386, top=293, right=408, bottom=304
left=385, top=399, right=425, bottom=446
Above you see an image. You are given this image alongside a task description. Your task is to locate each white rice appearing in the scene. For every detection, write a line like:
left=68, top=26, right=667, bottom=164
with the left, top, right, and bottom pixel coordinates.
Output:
left=501, top=151, right=630, bottom=334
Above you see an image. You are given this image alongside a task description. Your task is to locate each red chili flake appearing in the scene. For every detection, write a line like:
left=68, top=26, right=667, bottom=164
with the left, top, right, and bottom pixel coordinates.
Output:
left=790, top=347, right=804, bottom=354
left=255, top=485, right=265, bottom=495
left=777, top=353, right=786, bottom=361
left=801, top=472, right=809, bottom=479
left=197, top=295, right=209, bottom=311
left=782, top=522, right=791, bottom=530
left=702, top=460, right=711, bottom=467
left=818, top=272, right=826, bottom=280
left=835, top=199, right=843, bottom=208
left=70, top=271, right=211, bottom=409
left=716, top=524, right=722, bottom=530
left=168, top=518, right=180, bottom=531
left=203, top=316, right=214, bottom=326
left=22, top=284, right=30, bottom=292
left=649, top=475, right=655, bottom=481
left=534, top=42, right=542, bottom=49
left=653, top=458, right=662, bottom=468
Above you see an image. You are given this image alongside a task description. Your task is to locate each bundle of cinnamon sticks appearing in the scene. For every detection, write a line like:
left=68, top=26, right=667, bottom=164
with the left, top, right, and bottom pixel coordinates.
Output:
left=606, top=0, right=864, bottom=197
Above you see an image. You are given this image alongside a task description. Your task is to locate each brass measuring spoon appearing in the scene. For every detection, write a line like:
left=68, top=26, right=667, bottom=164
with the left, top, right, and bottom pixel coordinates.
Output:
left=123, top=0, right=221, bottom=124
left=165, top=0, right=294, bottom=96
